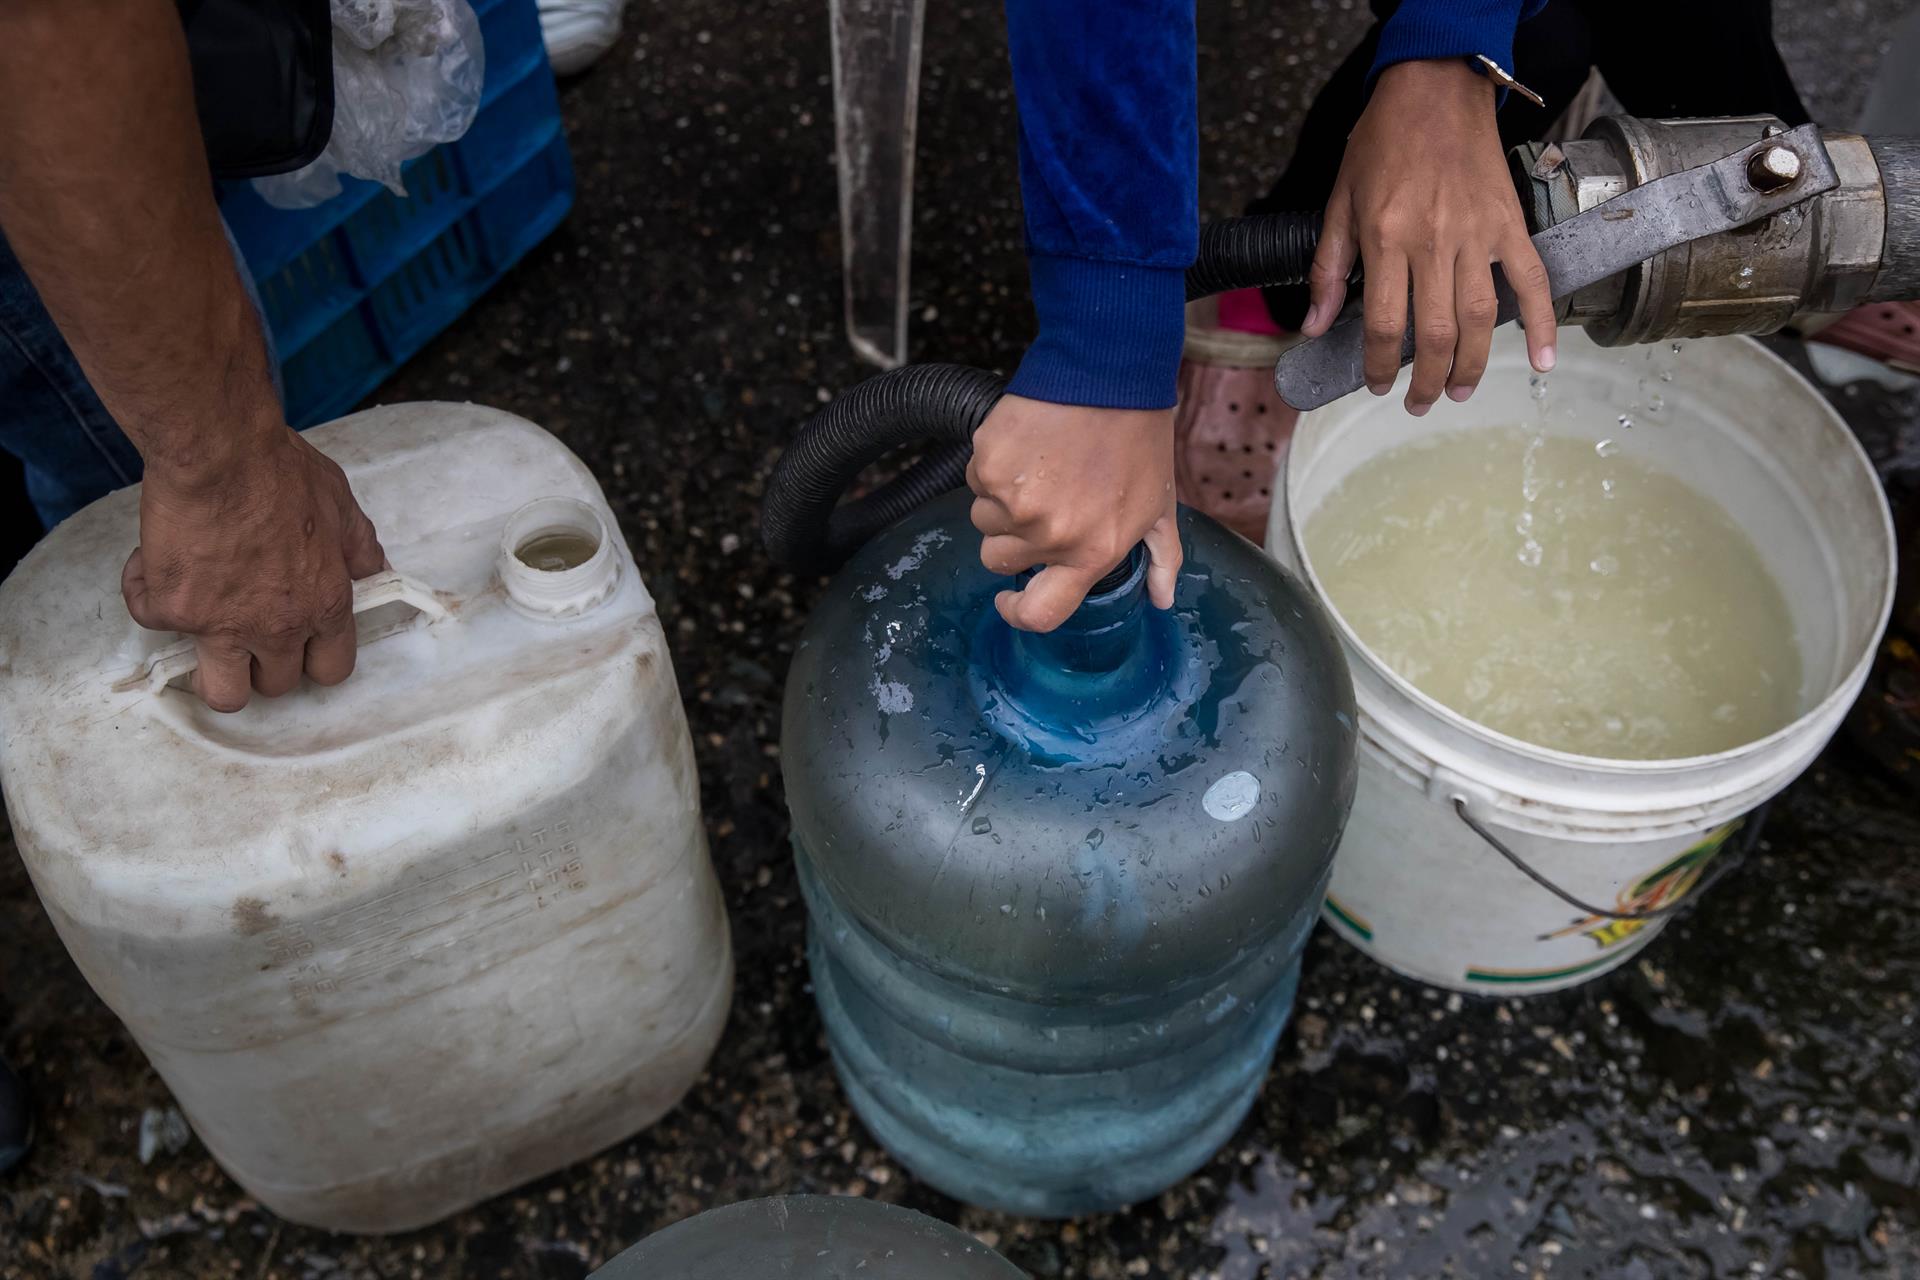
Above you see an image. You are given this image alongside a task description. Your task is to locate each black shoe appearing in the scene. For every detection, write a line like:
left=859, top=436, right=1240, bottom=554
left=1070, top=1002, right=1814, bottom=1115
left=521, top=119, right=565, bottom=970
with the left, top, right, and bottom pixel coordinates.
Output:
left=1, top=449, right=44, bottom=581
left=0, top=1054, right=29, bottom=1174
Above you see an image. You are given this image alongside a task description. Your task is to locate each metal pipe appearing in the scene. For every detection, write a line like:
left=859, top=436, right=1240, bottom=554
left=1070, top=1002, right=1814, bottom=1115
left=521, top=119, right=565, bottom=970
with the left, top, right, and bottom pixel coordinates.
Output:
left=1867, top=137, right=1920, bottom=302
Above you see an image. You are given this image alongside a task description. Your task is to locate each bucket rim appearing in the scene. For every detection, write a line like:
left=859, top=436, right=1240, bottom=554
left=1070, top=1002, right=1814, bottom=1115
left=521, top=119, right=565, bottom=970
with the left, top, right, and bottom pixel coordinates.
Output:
left=1281, top=333, right=1897, bottom=780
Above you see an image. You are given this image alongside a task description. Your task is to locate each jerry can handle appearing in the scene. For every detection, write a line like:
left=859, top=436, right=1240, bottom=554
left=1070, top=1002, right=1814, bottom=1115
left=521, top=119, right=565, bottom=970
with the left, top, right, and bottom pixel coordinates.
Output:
left=117, top=569, right=451, bottom=696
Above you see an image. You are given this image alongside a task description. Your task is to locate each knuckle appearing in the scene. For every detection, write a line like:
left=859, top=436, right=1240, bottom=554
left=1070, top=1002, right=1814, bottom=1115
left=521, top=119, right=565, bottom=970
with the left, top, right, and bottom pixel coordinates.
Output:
left=310, top=661, right=354, bottom=689
left=1363, top=314, right=1404, bottom=342
left=126, top=596, right=174, bottom=631
left=1513, top=258, right=1550, bottom=291
left=261, top=611, right=311, bottom=646
left=1003, top=490, right=1042, bottom=523
left=1460, top=294, right=1498, bottom=326
left=314, top=584, right=354, bottom=625
left=1031, top=511, right=1070, bottom=546
left=346, top=507, right=378, bottom=542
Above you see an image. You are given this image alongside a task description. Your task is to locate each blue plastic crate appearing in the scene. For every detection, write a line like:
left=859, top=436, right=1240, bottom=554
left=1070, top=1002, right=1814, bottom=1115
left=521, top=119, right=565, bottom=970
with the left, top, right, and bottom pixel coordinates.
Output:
left=219, top=0, right=574, bottom=427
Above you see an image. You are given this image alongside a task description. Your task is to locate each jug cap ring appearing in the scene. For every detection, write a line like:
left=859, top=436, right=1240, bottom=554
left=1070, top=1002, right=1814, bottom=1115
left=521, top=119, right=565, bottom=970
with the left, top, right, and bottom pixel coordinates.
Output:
left=499, top=497, right=621, bottom=618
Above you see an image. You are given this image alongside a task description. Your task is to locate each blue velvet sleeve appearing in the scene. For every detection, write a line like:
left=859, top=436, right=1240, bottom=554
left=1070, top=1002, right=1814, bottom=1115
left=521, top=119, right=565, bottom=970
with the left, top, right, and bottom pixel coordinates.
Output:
left=1002, top=0, right=1198, bottom=411
left=1369, top=0, right=1551, bottom=91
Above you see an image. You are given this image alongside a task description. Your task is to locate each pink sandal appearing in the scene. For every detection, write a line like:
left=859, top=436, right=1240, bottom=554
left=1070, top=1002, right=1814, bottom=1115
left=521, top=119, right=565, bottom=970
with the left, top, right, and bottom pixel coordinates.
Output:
left=1810, top=300, right=1920, bottom=374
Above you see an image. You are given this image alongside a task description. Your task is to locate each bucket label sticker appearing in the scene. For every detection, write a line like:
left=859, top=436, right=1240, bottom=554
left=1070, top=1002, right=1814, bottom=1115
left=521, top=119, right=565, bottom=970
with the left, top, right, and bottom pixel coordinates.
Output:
left=1203, top=771, right=1261, bottom=821
left=1536, top=819, right=1742, bottom=952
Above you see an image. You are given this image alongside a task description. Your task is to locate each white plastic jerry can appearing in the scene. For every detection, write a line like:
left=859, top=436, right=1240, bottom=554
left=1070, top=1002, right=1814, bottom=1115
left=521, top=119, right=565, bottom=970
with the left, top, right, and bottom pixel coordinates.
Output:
left=0, top=404, right=733, bottom=1233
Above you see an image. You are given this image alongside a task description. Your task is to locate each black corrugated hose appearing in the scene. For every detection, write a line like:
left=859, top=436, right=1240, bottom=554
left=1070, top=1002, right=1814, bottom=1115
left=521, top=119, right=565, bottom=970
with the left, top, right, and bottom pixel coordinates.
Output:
left=1184, top=212, right=1326, bottom=303
left=761, top=364, right=1005, bottom=576
left=762, top=213, right=1325, bottom=575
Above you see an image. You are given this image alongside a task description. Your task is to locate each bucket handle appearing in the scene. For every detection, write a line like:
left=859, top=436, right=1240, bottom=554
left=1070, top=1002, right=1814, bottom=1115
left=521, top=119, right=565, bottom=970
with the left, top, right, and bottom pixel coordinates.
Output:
left=116, top=570, right=451, bottom=696
left=1451, top=795, right=1767, bottom=922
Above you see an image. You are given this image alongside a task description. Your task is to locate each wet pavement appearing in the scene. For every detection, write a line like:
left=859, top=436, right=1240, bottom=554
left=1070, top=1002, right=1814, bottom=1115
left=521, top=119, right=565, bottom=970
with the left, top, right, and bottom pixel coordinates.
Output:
left=4, top=1, right=1920, bottom=1276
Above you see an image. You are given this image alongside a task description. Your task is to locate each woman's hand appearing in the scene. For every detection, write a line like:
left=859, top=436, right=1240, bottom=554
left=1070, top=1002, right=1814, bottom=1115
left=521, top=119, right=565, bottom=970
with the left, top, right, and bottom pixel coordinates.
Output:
left=967, top=395, right=1182, bottom=633
left=1302, top=58, right=1558, bottom=414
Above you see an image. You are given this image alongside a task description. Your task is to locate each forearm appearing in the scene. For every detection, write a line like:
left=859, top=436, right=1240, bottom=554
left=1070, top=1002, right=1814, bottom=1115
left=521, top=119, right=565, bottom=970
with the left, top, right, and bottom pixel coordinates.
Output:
left=1003, top=0, right=1198, bottom=410
left=0, top=0, right=278, bottom=489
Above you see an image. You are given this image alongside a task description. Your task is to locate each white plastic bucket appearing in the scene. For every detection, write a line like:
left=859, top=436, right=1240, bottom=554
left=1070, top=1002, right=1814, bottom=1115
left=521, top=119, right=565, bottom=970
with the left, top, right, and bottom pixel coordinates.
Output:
left=1266, top=328, right=1896, bottom=994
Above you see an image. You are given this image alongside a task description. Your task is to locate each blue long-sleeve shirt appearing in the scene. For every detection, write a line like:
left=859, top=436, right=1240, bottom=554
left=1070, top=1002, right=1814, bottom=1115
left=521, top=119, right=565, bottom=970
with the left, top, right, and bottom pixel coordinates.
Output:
left=1004, top=0, right=1545, bottom=411
left=1372, top=0, right=1548, bottom=93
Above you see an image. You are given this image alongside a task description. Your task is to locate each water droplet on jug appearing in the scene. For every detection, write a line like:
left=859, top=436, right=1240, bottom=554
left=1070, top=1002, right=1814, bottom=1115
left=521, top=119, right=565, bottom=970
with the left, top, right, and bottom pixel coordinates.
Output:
left=1670, top=341, right=1684, bottom=353
left=1595, top=438, right=1619, bottom=458
left=1517, top=540, right=1544, bottom=568
left=1735, top=266, right=1754, bottom=291
left=1589, top=554, right=1619, bottom=576
left=971, top=817, right=993, bottom=835
left=1616, top=414, right=1633, bottom=430
left=1085, top=828, right=1104, bottom=848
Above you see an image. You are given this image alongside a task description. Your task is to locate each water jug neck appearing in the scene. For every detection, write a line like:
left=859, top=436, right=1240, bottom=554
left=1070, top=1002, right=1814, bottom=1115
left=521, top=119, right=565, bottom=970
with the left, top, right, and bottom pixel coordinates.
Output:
left=1013, top=546, right=1150, bottom=675
left=989, top=546, right=1171, bottom=737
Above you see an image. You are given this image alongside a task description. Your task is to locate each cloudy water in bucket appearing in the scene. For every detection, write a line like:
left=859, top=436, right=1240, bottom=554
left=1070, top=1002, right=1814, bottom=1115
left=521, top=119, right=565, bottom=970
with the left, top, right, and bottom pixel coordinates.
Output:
left=1303, top=426, right=1802, bottom=759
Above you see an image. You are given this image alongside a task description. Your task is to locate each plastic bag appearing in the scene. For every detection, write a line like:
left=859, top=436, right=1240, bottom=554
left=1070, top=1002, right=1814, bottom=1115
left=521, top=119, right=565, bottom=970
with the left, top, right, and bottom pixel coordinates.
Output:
left=254, top=0, right=485, bottom=209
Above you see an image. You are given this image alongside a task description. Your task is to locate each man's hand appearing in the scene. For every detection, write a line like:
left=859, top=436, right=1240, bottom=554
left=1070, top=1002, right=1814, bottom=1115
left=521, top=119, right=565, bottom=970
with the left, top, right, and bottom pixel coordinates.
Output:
left=1302, top=58, right=1557, bottom=414
left=966, top=394, right=1181, bottom=633
left=123, top=428, right=385, bottom=712
left=0, top=0, right=388, bottom=710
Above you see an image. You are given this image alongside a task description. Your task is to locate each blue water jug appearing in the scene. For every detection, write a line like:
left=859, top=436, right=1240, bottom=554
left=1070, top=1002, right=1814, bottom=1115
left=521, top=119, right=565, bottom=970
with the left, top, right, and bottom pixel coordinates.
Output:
left=590, top=1196, right=1023, bottom=1278
left=762, top=365, right=1358, bottom=1217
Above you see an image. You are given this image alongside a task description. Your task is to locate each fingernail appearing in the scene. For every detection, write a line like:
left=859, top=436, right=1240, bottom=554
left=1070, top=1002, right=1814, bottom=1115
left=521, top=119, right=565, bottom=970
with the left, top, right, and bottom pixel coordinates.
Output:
left=1303, top=303, right=1324, bottom=332
left=1367, top=383, right=1390, bottom=397
left=1538, top=344, right=1557, bottom=372
left=1406, top=401, right=1431, bottom=418
left=1446, top=384, right=1473, bottom=402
